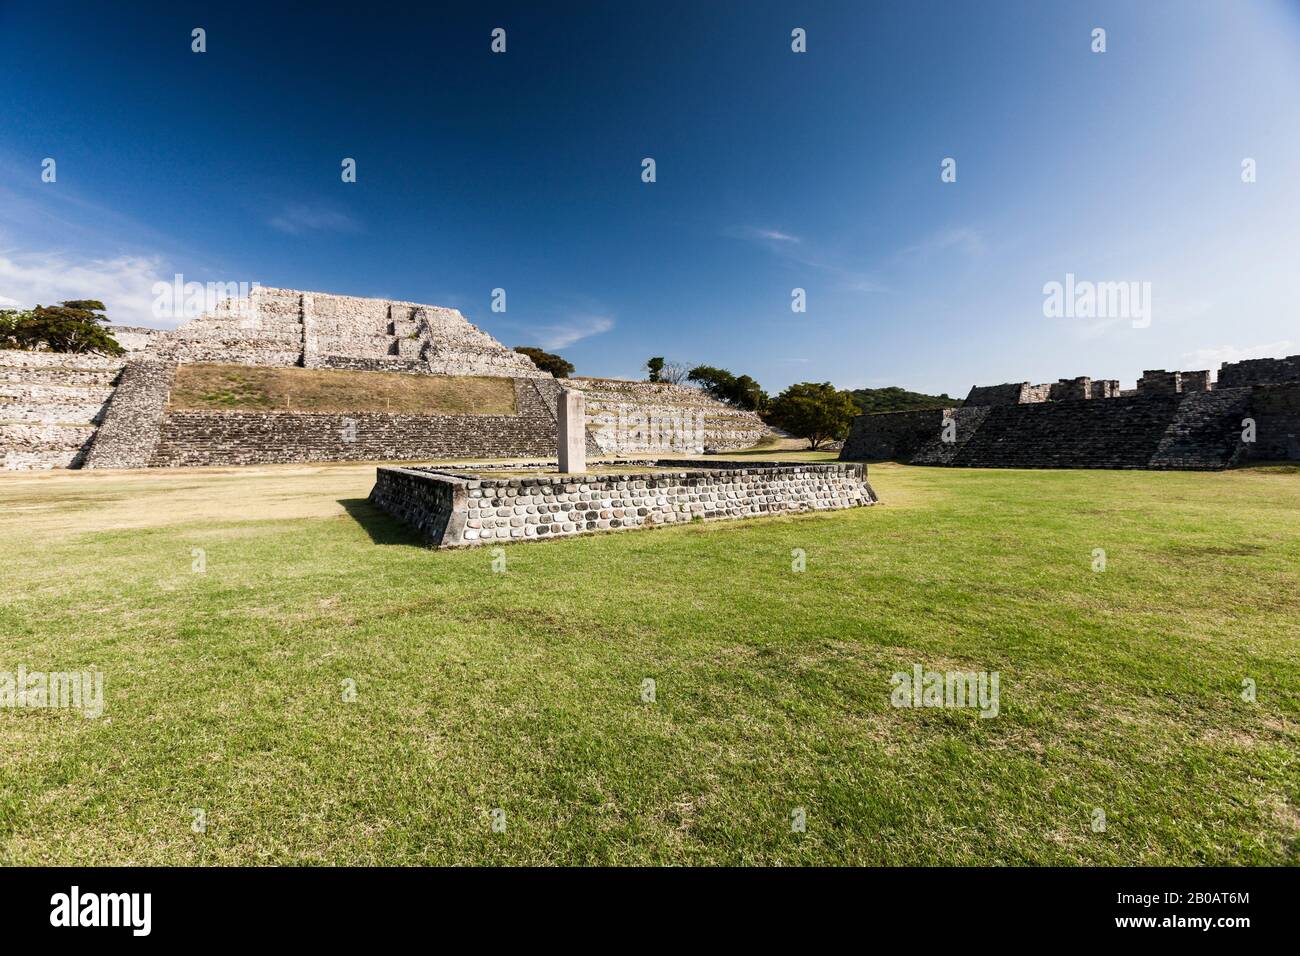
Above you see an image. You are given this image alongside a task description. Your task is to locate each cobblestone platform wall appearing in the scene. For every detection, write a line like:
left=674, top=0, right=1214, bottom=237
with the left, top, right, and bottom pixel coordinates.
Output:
left=369, top=461, right=878, bottom=547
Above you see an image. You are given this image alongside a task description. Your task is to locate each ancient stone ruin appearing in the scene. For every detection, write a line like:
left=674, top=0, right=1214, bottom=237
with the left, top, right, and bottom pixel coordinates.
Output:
left=369, top=460, right=878, bottom=547
left=1, top=287, right=770, bottom=470
left=840, top=356, right=1300, bottom=469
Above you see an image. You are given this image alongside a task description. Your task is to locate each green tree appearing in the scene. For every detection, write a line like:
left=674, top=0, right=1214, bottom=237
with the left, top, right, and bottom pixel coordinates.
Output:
left=1, top=300, right=124, bottom=355
left=514, top=346, right=575, bottom=378
left=766, top=382, right=858, bottom=449
left=0, top=309, right=28, bottom=349
left=646, top=357, right=665, bottom=382
left=849, top=385, right=959, bottom=414
left=687, top=365, right=768, bottom=412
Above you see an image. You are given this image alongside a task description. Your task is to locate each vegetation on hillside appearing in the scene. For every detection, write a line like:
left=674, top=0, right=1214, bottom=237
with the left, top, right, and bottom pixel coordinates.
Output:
left=849, top=385, right=962, bottom=414
left=514, top=346, right=574, bottom=378
left=0, top=300, right=124, bottom=355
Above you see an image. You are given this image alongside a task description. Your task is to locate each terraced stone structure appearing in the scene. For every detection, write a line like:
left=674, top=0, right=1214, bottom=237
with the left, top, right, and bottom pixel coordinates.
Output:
left=2, top=287, right=772, bottom=469
left=841, top=355, right=1300, bottom=470
left=370, top=460, right=877, bottom=547
left=155, top=286, right=550, bottom=378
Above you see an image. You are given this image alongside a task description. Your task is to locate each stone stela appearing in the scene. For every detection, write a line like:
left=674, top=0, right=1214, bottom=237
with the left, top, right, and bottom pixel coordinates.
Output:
left=557, top=389, right=586, bottom=473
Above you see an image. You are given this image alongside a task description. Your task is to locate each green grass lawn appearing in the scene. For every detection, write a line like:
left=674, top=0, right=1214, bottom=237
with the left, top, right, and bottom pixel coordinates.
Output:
left=0, top=460, right=1296, bottom=865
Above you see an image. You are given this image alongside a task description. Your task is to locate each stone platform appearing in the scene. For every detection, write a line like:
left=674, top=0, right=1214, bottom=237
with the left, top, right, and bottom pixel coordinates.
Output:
left=369, top=460, right=878, bottom=547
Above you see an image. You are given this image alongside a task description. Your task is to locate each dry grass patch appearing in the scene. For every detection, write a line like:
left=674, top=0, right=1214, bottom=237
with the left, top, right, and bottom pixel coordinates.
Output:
left=169, top=364, right=516, bottom=415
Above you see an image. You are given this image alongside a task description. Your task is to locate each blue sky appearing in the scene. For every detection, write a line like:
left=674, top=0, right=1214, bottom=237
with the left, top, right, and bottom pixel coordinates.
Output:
left=2, top=1, right=1298, bottom=396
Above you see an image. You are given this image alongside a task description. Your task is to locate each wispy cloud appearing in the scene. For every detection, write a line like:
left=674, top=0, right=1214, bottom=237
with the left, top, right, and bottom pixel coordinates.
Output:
left=728, top=224, right=882, bottom=293
left=0, top=250, right=167, bottom=325
left=1182, top=340, right=1295, bottom=369
left=894, top=226, right=988, bottom=261
left=267, top=204, right=360, bottom=235
left=727, top=225, right=801, bottom=244
left=530, top=314, right=615, bottom=350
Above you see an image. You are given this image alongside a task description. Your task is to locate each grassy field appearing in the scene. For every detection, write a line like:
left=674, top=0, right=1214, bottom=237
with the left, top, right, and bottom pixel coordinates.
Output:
left=0, top=458, right=1296, bottom=865
left=169, top=364, right=517, bottom=415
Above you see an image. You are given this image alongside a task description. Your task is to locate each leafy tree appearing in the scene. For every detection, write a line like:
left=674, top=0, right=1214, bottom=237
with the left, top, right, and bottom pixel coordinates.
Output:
left=849, top=385, right=960, bottom=414
left=646, top=357, right=665, bottom=382
left=687, top=365, right=768, bottom=412
left=514, top=346, right=574, bottom=378
left=0, top=300, right=124, bottom=355
left=0, top=309, right=28, bottom=349
left=765, top=381, right=859, bottom=449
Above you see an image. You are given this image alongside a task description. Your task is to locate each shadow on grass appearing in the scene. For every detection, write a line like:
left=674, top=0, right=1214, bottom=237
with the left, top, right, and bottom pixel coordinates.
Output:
left=338, top=498, right=426, bottom=547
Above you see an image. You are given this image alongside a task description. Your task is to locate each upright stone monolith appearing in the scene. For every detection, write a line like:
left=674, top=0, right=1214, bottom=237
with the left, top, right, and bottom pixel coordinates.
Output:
left=558, top=389, right=586, bottom=473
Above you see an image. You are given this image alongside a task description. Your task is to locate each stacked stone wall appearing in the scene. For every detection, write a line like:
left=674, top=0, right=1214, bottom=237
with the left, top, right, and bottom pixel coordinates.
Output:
left=1218, top=354, right=1300, bottom=388
left=0, top=351, right=125, bottom=469
left=842, top=391, right=1259, bottom=470
left=570, top=377, right=768, bottom=454
left=1245, top=383, right=1300, bottom=461
left=964, top=383, right=1028, bottom=406
left=370, top=461, right=877, bottom=547
left=837, top=407, right=952, bottom=460
left=81, top=359, right=177, bottom=469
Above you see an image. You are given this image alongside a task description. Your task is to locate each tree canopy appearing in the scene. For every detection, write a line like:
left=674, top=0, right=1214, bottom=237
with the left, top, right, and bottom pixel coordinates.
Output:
left=0, top=300, right=124, bottom=355
left=514, top=346, right=575, bottom=378
left=687, top=365, right=768, bottom=412
left=765, top=381, right=859, bottom=449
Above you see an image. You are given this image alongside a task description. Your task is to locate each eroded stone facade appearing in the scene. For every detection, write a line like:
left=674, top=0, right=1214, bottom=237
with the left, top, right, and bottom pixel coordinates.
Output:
left=155, top=286, right=549, bottom=378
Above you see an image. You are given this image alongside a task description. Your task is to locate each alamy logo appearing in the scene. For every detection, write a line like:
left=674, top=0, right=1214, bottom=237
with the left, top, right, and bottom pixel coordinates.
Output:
left=890, top=664, right=1000, bottom=718
left=1042, top=273, right=1151, bottom=328
left=152, top=275, right=260, bottom=321
left=0, top=666, right=103, bottom=718
left=50, top=886, right=151, bottom=936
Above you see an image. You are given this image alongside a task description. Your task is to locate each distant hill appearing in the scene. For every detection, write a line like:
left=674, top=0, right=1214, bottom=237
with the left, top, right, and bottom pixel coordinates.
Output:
left=848, top=386, right=961, bottom=415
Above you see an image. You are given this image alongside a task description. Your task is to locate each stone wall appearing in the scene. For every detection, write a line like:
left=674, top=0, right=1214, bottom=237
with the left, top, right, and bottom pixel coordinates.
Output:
left=964, top=383, right=1029, bottom=406
left=1245, top=383, right=1300, bottom=461
left=570, top=377, right=769, bottom=454
left=82, top=359, right=177, bottom=469
left=0, top=350, right=125, bottom=469
left=147, top=377, right=561, bottom=467
left=106, top=326, right=163, bottom=352
left=838, top=407, right=952, bottom=460
left=1218, top=354, right=1300, bottom=388
left=370, top=460, right=878, bottom=547
left=841, top=390, right=1264, bottom=470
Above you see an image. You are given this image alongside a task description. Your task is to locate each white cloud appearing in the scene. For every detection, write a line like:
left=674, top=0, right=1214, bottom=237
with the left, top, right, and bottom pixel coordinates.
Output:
left=1182, top=341, right=1295, bottom=369
left=267, top=204, right=359, bottom=235
left=0, top=251, right=168, bottom=326
left=531, top=314, right=614, bottom=349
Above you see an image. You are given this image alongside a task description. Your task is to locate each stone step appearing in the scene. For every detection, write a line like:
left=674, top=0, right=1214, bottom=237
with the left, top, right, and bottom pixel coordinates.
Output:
left=2, top=449, right=84, bottom=470
left=0, top=401, right=108, bottom=424
left=0, top=382, right=115, bottom=403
